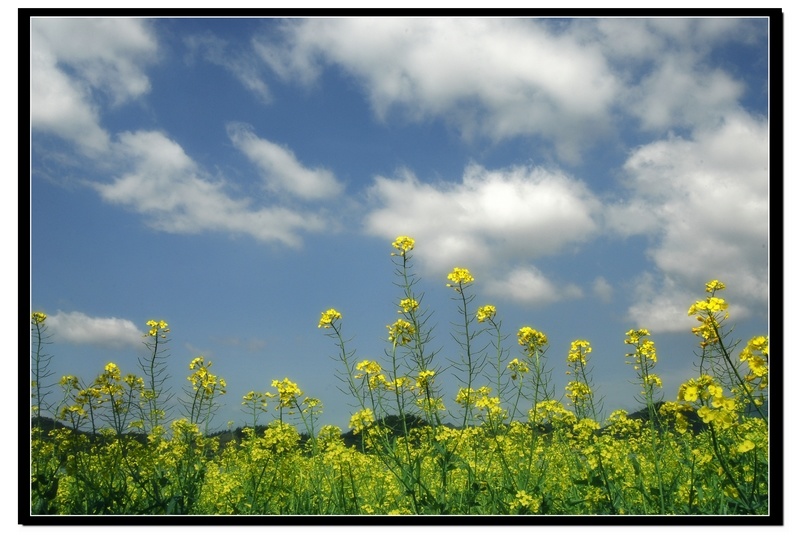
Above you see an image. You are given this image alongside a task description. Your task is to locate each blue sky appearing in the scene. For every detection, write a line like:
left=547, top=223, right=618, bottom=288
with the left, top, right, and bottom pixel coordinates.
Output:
left=29, top=16, right=774, bottom=432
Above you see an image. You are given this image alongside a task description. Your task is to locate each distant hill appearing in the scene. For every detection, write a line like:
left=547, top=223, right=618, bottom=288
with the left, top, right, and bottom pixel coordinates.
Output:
left=30, top=400, right=768, bottom=454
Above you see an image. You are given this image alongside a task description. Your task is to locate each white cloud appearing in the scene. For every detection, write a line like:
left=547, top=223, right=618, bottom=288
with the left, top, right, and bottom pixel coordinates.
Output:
left=47, top=311, right=143, bottom=349
left=627, top=55, right=744, bottom=132
left=30, top=43, right=110, bottom=154
left=364, top=162, right=600, bottom=304
left=254, top=18, right=763, bottom=163
left=31, top=18, right=156, bottom=152
left=30, top=18, right=158, bottom=153
left=32, top=18, right=156, bottom=103
left=227, top=123, right=343, bottom=200
left=485, top=266, right=583, bottom=306
left=255, top=18, right=619, bottom=162
left=93, top=130, right=328, bottom=247
left=609, top=112, right=769, bottom=331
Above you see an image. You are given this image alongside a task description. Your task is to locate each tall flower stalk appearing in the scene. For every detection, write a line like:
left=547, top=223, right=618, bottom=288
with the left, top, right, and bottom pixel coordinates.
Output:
left=31, top=312, right=54, bottom=419
left=138, top=319, right=173, bottom=437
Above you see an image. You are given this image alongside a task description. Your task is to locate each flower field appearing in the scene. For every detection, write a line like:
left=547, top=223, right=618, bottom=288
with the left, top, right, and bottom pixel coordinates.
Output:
left=29, top=237, right=770, bottom=516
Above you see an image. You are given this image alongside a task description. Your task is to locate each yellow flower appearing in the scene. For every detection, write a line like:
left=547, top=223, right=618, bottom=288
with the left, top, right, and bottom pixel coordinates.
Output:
left=679, top=384, right=699, bottom=402
left=565, top=380, right=593, bottom=403
left=507, top=358, right=529, bottom=379
left=398, top=298, right=419, bottom=313
left=518, top=326, right=548, bottom=356
left=511, top=490, right=541, bottom=514
left=146, top=319, right=170, bottom=336
left=476, top=305, right=496, bottom=323
left=270, top=378, right=302, bottom=408
left=705, top=279, right=726, bottom=293
left=387, top=318, right=415, bottom=345
left=32, top=312, right=47, bottom=324
left=737, top=439, right=756, bottom=453
left=318, top=308, right=342, bottom=328
left=643, top=374, right=662, bottom=388
left=391, top=236, right=415, bottom=256
left=740, top=335, right=769, bottom=377
left=625, top=329, right=657, bottom=364
left=349, top=408, right=375, bottom=434
left=567, top=339, right=592, bottom=366
left=624, top=328, right=650, bottom=344
left=446, top=267, right=474, bottom=287
left=416, top=370, right=436, bottom=391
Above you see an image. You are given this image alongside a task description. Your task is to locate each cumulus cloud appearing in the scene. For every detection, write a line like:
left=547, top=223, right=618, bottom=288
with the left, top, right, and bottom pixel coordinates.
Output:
left=485, top=266, right=583, bottom=306
left=93, top=130, right=328, bottom=247
left=254, top=18, right=762, bottom=163
left=47, top=311, right=143, bottom=349
left=30, top=18, right=158, bottom=153
left=627, top=55, right=744, bottom=132
left=227, top=123, right=343, bottom=200
left=255, top=18, right=619, bottom=162
left=607, top=112, right=769, bottom=331
left=30, top=44, right=110, bottom=154
left=364, top=163, right=600, bottom=304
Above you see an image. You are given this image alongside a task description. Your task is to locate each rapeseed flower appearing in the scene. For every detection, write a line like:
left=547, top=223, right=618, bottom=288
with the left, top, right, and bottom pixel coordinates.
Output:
left=417, top=396, right=446, bottom=414
left=737, top=439, right=756, bottom=453
left=355, top=360, right=387, bottom=390
left=269, top=378, right=303, bottom=409
left=507, top=358, right=529, bottom=379
left=387, top=318, right=415, bottom=345
left=398, top=298, right=419, bottom=313
left=625, top=329, right=657, bottom=364
left=446, top=267, right=475, bottom=287
left=740, top=335, right=769, bottom=377
left=476, top=305, right=496, bottom=323
left=349, top=408, right=375, bottom=434
left=705, top=279, right=726, bottom=293
left=32, top=312, right=47, bottom=324
left=318, top=308, right=342, bottom=329
left=566, top=339, right=592, bottom=367
left=511, top=490, right=541, bottom=514
left=643, top=374, right=662, bottom=389
left=518, top=326, right=548, bottom=357
left=146, top=319, right=169, bottom=337
left=565, top=381, right=593, bottom=403
left=415, top=370, right=436, bottom=391
left=391, top=235, right=415, bottom=256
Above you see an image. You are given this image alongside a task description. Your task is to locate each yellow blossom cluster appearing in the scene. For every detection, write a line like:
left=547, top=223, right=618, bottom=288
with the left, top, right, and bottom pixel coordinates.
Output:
left=391, top=235, right=415, bottom=256
left=398, top=298, right=419, bottom=313
left=566, top=339, right=592, bottom=367
left=387, top=318, right=415, bottom=345
left=740, top=335, right=768, bottom=379
left=145, top=319, right=169, bottom=337
left=446, top=267, right=475, bottom=287
left=268, top=378, right=303, bottom=409
left=318, top=308, right=342, bottom=329
left=624, top=328, right=657, bottom=365
left=687, top=280, right=730, bottom=347
left=187, top=357, right=226, bottom=398
left=677, top=374, right=738, bottom=429
left=355, top=360, right=388, bottom=390
left=507, top=358, right=529, bottom=380
left=518, top=326, right=548, bottom=357
left=349, top=408, right=375, bottom=434
left=476, top=304, right=497, bottom=323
